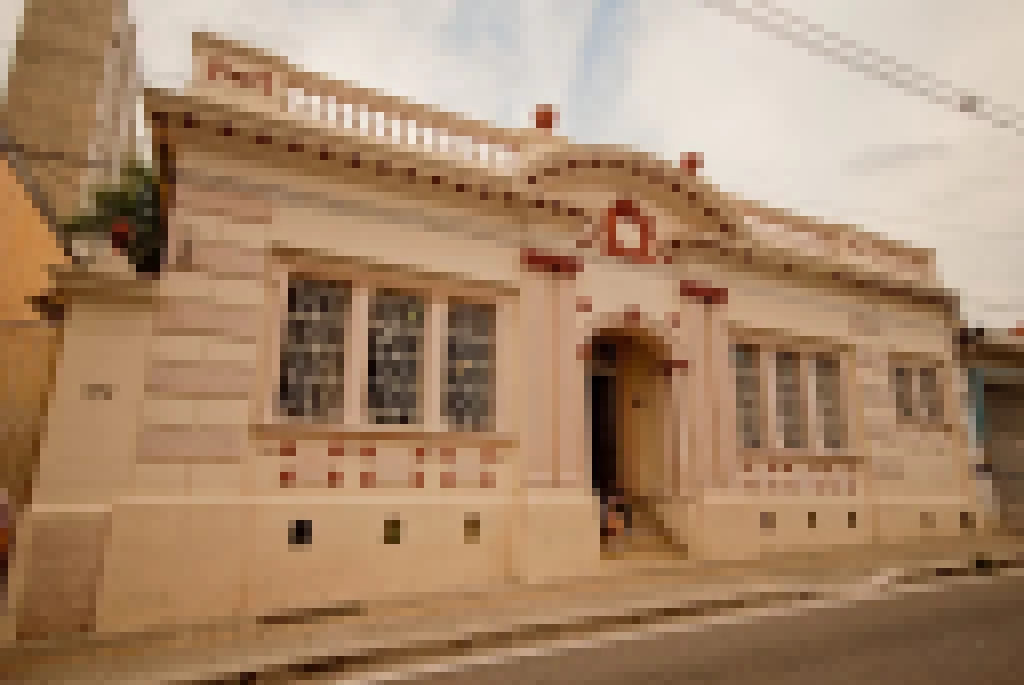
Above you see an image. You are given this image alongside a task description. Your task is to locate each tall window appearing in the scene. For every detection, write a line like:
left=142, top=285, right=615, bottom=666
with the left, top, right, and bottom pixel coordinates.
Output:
left=444, top=301, right=496, bottom=431
left=776, top=351, right=805, bottom=449
left=278, top=278, right=349, bottom=420
left=814, top=354, right=844, bottom=449
left=890, top=361, right=944, bottom=424
left=732, top=344, right=761, bottom=449
left=733, top=342, right=847, bottom=452
left=368, top=289, right=425, bottom=425
left=277, top=275, right=498, bottom=432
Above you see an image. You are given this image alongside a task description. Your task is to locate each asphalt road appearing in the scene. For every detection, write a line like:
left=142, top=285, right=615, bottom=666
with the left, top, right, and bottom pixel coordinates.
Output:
left=350, top=575, right=1024, bottom=685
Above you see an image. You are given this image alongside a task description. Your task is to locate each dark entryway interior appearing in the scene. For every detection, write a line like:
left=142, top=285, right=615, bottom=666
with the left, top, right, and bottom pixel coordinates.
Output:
left=589, top=340, right=619, bottom=500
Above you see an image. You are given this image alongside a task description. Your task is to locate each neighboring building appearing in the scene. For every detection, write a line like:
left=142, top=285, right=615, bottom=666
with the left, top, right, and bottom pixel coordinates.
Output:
left=0, top=0, right=140, bottom=619
left=958, top=327, right=1024, bottom=533
left=0, top=124, right=64, bottom=578
left=3, top=0, right=140, bottom=222
left=8, top=33, right=986, bottom=639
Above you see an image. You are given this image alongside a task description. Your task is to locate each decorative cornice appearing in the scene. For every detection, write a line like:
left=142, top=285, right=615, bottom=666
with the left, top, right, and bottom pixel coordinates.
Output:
left=146, top=92, right=590, bottom=233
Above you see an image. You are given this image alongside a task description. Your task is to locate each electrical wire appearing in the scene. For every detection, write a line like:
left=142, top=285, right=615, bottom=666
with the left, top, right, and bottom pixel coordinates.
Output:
left=699, top=0, right=1024, bottom=135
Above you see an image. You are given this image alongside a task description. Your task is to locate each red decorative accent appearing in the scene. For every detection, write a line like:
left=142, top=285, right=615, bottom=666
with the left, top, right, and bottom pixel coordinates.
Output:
left=360, top=446, right=376, bottom=458
left=533, top=104, right=558, bottom=131
left=415, top=447, right=426, bottom=463
left=768, top=463, right=777, bottom=473
left=327, top=471, right=342, bottom=488
left=328, top=443, right=345, bottom=458
left=521, top=248, right=583, bottom=277
left=783, top=463, right=793, bottom=473
left=279, top=441, right=296, bottom=457
left=660, top=359, right=689, bottom=375
left=603, top=199, right=655, bottom=262
left=576, top=296, right=592, bottom=313
left=681, top=152, right=703, bottom=175
left=440, top=471, right=457, bottom=488
left=480, top=447, right=498, bottom=465
left=412, top=471, right=425, bottom=489
left=360, top=471, right=376, bottom=488
left=207, top=58, right=274, bottom=96
left=440, top=447, right=456, bottom=464
left=481, top=472, right=497, bottom=489
left=679, top=280, right=728, bottom=305
left=280, top=470, right=296, bottom=487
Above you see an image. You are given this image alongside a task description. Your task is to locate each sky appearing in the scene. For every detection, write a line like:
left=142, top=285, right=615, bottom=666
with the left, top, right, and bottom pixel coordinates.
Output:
left=2, top=0, right=1022, bottom=329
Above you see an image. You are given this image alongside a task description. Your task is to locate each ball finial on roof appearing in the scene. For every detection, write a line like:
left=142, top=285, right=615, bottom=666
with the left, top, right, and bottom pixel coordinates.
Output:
left=533, top=104, right=558, bottom=132
left=681, top=152, right=703, bottom=175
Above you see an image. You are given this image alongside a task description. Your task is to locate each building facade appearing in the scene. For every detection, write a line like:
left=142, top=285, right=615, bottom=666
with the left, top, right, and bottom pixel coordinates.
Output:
left=7, top=33, right=987, bottom=639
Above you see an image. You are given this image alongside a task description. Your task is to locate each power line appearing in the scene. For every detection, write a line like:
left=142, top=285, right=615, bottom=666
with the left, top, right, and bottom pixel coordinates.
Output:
left=699, top=0, right=1024, bottom=135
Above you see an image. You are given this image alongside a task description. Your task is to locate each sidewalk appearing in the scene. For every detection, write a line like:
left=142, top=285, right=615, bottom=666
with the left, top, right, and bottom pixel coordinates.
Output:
left=4, top=534, right=1024, bottom=684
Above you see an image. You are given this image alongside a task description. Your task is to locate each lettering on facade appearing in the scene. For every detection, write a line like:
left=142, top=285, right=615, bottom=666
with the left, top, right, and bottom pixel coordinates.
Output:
left=206, top=58, right=275, bottom=97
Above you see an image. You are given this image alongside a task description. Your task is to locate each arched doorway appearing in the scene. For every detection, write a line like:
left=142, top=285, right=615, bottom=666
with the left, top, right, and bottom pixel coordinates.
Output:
left=586, top=329, right=676, bottom=551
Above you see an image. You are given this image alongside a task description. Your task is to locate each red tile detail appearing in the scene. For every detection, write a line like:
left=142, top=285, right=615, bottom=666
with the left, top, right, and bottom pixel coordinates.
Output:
left=412, top=471, right=425, bottom=489
left=783, top=463, right=792, bottom=473
left=480, top=447, right=498, bottom=465
left=767, top=463, right=777, bottom=472
left=415, top=447, right=426, bottom=464
left=279, top=441, right=296, bottom=457
left=360, top=471, right=376, bottom=489
left=480, top=472, right=497, bottom=489
left=439, top=447, right=456, bottom=464
left=327, top=471, right=342, bottom=488
left=360, top=446, right=376, bottom=457
left=440, top=471, right=457, bottom=488
left=328, top=443, right=345, bottom=458
left=280, top=470, right=296, bottom=488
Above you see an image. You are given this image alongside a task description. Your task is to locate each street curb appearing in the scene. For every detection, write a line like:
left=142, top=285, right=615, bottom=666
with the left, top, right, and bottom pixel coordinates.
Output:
left=8, top=547, right=1024, bottom=684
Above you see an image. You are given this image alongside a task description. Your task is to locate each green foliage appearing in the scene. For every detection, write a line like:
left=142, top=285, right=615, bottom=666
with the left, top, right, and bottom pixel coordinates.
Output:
left=59, top=163, right=166, bottom=274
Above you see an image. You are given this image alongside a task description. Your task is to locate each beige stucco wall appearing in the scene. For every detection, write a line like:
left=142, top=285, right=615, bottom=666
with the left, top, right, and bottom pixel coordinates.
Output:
left=11, top=134, right=986, bottom=638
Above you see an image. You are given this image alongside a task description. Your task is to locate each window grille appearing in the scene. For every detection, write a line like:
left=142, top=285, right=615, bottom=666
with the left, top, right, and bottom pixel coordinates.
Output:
left=776, top=351, right=804, bottom=449
left=278, top=278, right=349, bottom=420
left=368, top=289, right=425, bottom=425
left=444, top=301, right=496, bottom=432
left=733, top=344, right=762, bottom=449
